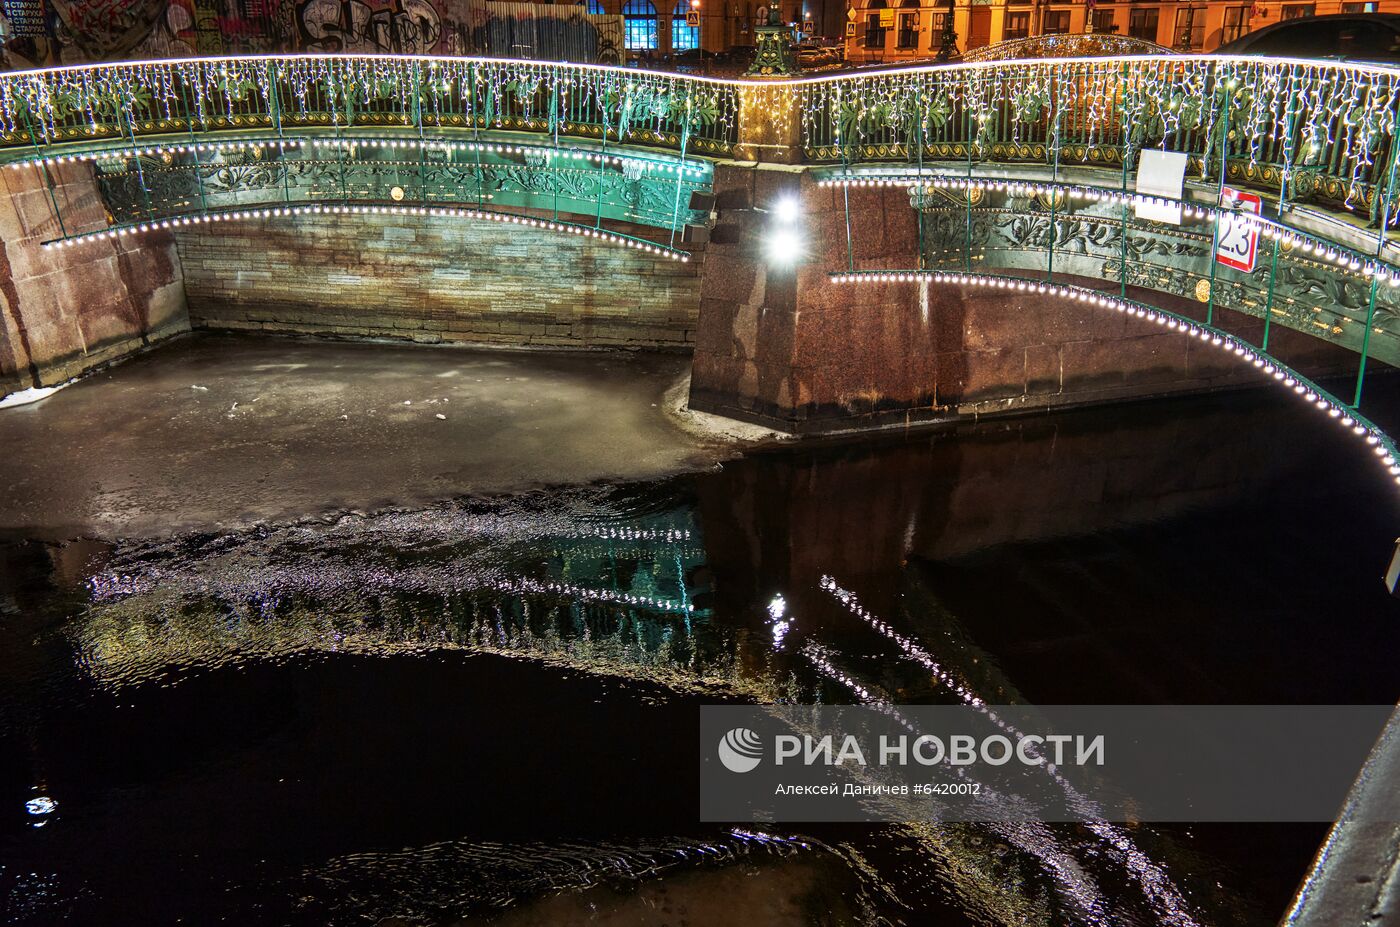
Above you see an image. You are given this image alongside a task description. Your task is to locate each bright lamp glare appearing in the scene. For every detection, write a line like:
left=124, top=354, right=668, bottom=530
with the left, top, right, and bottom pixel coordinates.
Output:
left=772, top=196, right=801, bottom=225
left=766, top=229, right=802, bottom=264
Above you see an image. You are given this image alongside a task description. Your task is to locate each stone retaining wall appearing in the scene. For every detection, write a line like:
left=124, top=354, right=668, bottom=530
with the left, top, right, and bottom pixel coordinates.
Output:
left=175, top=215, right=702, bottom=350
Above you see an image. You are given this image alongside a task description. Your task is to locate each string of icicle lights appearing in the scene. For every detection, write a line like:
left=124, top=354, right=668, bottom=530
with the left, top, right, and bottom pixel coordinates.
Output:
left=0, top=56, right=740, bottom=151
left=5, top=56, right=1399, bottom=203
left=796, top=56, right=1400, bottom=209
left=40, top=203, right=691, bottom=261
left=5, top=136, right=708, bottom=179
left=829, top=271, right=1400, bottom=491
left=817, top=173, right=1400, bottom=286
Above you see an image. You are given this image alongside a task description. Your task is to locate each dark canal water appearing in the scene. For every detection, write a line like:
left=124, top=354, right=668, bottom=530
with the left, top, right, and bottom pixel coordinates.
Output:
left=2, top=385, right=1399, bottom=926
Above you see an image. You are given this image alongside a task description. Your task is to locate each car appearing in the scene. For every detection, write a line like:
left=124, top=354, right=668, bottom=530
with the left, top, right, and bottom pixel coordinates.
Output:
left=796, top=43, right=843, bottom=67
left=1215, top=13, right=1400, bottom=64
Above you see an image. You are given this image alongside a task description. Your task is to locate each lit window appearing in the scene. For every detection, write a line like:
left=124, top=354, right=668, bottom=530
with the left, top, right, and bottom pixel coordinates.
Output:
left=625, top=0, right=658, bottom=48
left=672, top=0, right=700, bottom=50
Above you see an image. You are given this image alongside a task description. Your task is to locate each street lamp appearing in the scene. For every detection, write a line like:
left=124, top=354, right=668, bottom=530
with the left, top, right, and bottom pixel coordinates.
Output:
left=935, top=0, right=957, bottom=59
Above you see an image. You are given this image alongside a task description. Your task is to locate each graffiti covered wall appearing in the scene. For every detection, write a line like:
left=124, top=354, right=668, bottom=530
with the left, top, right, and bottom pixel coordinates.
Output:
left=0, top=0, right=624, bottom=68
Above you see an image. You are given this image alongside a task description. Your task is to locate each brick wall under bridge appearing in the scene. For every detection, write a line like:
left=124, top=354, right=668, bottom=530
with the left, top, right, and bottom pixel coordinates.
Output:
left=686, top=167, right=1365, bottom=434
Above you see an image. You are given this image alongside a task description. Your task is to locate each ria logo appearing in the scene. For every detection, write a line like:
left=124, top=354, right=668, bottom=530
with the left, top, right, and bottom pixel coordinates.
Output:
left=718, top=728, right=764, bottom=773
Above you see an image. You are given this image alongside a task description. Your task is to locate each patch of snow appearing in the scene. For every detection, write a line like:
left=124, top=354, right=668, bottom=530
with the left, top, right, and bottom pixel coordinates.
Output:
left=0, top=380, right=72, bottom=410
left=663, top=372, right=790, bottom=444
left=191, top=385, right=209, bottom=391
left=435, top=413, right=447, bottom=420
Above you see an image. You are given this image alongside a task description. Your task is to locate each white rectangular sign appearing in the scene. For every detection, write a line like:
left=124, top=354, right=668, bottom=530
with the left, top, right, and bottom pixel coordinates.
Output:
left=1135, top=149, right=1188, bottom=225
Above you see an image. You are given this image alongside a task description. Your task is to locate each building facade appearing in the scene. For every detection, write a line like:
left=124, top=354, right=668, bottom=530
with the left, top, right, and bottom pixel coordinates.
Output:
left=843, top=0, right=1399, bottom=62
left=611, top=0, right=829, bottom=58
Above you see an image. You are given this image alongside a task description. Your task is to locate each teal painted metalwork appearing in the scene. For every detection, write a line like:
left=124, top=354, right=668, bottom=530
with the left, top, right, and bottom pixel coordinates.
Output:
left=8, top=54, right=1400, bottom=419
left=86, top=139, right=710, bottom=233
left=821, top=171, right=1400, bottom=372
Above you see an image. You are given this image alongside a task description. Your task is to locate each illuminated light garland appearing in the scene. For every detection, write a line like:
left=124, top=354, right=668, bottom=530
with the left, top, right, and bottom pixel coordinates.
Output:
left=40, top=203, right=692, bottom=261
left=829, top=270, right=1400, bottom=489
left=0, top=56, right=742, bottom=162
left=793, top=56, right=1400, bottom=212
left=960, top=34, right=1173, bottom=63
left=817, top=173, right=1400, bottom=286
left=4, top=55, right=1399, bottom=200
left=1, top=135, right=709, bottom=178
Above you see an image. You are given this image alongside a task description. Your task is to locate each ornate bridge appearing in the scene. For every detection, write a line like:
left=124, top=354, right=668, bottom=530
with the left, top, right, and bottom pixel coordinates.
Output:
left=3, top=54, right=1400, bottom=488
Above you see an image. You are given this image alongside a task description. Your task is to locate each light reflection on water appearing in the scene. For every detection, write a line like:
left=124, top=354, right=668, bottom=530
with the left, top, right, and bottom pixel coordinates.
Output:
left=2, top=388, right=1399, bottom=925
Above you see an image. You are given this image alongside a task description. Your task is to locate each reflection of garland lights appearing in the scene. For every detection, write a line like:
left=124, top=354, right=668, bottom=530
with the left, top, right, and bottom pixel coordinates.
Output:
left=40, top=202, right=692, bottom=261
left=560, top=525, right=693, bottom=542
left=818, top=575, right=983, bottom=707
left=486, top=576, right=696, bottom=615
left=89, top=570, right=696, bottom=615
left=553, top=545, right=705, bottom=560
left=812, top=576, right=1201, bottom=927
left=795, top=638, right=1160, bottom=926
left=2, top=136, right=707, bottom=179
left=817, top=173, right=1400, bottom=285
left=830, top=272, right=1400, bottom=490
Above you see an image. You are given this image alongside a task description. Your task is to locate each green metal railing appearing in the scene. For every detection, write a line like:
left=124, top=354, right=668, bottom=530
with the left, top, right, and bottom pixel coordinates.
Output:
left=0, top=57, right=740, bottom=158
left=797, top=56, right=1400, bottom=221
left=5, top=55, right=1400, bottom=222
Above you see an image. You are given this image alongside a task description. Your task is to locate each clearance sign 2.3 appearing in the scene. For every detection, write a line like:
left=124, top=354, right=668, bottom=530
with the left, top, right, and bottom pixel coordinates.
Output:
left=1215, top=186, right=1262, bottom=273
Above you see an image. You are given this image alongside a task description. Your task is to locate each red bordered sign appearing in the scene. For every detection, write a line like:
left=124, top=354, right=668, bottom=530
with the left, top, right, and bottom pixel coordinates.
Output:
left=1215, top=187, right=1263, bottom=273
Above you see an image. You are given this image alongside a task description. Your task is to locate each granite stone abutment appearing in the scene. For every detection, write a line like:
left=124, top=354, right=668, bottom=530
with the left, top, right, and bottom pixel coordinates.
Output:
left=0, top=163, right=187, bottom=394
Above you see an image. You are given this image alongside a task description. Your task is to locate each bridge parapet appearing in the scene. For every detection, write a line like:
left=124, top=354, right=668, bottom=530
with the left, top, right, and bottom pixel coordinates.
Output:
left=6, top=56, right=1400, bottom=259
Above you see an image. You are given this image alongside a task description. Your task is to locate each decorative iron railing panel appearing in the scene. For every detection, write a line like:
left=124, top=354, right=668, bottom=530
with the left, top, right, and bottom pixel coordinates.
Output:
left=796, top=57, right=1400, bottom=218
left=7, top=56, right=1400, bottom=219
left=915, top=194, right=1400, bottom=370
left=0, top=57, right=740, bottom=158
left=91, top=144, right=710, bottom=231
